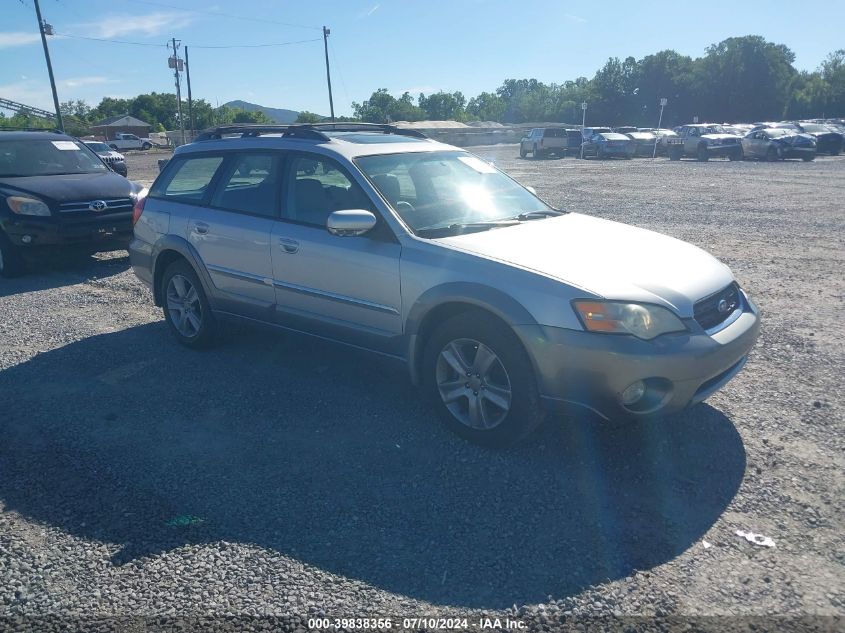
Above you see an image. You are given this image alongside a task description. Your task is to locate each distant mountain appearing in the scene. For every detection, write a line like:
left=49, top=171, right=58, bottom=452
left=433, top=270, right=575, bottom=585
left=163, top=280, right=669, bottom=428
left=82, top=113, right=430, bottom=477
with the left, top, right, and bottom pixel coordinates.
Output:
left=223, top=100, right=301, bottom=124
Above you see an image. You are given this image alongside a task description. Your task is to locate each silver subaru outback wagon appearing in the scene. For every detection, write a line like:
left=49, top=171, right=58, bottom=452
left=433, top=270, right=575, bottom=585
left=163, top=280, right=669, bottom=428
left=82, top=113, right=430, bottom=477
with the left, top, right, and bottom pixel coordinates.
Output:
left=129, top=123, right=760, bottom=447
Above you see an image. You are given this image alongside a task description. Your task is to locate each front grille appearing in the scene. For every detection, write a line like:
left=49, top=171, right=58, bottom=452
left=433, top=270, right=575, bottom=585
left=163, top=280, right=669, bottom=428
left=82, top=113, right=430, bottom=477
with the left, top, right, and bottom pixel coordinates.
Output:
left=694, top=282, right=741, bottom=330
left=59, top=198, right=133, bottom=215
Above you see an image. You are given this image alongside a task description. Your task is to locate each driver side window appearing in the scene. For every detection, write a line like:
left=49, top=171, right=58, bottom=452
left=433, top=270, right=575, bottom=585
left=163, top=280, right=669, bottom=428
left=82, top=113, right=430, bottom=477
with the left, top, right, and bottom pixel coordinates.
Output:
left=283, top=154, right=372, bottom=227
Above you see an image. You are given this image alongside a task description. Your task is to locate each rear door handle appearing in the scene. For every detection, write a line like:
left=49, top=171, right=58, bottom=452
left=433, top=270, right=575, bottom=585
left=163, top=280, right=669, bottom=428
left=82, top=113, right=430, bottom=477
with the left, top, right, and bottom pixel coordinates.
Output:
left=193, top=221, right=209, bottom=235
left=278, top=237, right=299, bottom=254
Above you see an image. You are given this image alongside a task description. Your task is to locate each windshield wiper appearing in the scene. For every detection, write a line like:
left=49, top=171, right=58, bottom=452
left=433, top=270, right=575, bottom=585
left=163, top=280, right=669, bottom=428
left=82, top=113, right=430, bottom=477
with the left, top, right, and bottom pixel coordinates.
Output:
left=513, top=209, right=565, bottom=221
left=416, top=219, right=520, bottom=238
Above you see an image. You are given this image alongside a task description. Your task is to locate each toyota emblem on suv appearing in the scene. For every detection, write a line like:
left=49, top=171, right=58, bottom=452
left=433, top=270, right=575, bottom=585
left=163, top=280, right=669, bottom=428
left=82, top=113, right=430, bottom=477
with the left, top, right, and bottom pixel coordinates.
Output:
left=89, top=200, right=108, bottom=212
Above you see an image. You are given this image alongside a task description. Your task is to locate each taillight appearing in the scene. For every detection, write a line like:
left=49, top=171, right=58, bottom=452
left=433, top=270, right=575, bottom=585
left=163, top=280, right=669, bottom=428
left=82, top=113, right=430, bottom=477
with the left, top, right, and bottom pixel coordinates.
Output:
left=131, top=191, right=148, bottom=226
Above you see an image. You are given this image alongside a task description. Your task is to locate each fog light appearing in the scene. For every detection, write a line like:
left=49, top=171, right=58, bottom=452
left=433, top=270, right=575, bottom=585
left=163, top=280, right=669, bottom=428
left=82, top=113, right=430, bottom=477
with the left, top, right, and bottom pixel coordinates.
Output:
left=621, top=380, right=646, bottom=405
left=21, top=235, right=32, bottom=244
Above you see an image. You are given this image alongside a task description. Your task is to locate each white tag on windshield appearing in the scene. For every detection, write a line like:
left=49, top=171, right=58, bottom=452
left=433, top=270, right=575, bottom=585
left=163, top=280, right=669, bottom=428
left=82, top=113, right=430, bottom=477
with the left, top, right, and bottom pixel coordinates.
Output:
left=457, top=155, right=496, bottom=173
left=52, top=141, right=80, bottom=150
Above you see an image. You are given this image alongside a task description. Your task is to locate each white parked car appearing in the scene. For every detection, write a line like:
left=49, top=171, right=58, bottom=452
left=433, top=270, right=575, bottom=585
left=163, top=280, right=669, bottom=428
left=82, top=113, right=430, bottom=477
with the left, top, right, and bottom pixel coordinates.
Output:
left=108, top=133, right=155, bottom=151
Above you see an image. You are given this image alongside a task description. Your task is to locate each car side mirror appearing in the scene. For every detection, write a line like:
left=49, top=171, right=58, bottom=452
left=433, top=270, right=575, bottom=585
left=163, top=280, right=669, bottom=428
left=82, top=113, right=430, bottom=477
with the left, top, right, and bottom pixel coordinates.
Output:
left=327, top=209, right=377, bottom=237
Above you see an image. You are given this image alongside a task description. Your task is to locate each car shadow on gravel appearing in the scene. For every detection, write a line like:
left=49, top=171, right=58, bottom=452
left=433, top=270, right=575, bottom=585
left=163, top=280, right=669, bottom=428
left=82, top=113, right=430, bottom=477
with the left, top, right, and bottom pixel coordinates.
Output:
left=0, top=251, right=129, bottom=298
left=0, top=322, right=746, bottom=609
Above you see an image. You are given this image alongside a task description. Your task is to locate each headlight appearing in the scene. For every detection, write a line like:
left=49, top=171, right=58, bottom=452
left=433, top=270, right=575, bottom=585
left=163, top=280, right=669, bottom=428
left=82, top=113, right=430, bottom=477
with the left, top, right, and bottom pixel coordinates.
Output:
left=7, top=196, right=51, bottom=216
left=572, top=300, right=687, bottom=340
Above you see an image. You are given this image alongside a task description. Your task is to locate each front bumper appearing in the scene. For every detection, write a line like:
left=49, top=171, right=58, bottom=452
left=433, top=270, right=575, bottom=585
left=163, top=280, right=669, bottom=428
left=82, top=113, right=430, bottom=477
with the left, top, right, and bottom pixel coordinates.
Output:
left=1, top=212, right=133, bottom=249
left=707, top=144, right=741, bottom=156
left=518, top=291, right=761, bottom=420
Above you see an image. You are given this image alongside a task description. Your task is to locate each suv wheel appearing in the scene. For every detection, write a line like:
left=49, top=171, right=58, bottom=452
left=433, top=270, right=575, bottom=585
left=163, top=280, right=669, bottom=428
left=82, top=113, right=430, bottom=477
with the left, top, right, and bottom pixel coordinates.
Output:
left=696, top=144, right=709, bottom=161
left=423, top=311, right=543, bottom=447
left=519, top=145, right=527, bottom=158
left=142, top=142, right=152, bottom=150
left=161, top=260, right=216, bottom=348
left=0, top=231, right=25, bottom=278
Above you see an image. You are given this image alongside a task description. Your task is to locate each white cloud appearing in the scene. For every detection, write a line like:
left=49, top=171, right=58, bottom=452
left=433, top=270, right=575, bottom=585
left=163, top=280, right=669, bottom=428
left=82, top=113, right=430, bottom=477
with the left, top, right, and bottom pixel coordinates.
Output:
left=77, top=11, right=196, bottom=39
left=0, top=77, right=120, bottom=111
left=0, top=32, right=42, bottom=49
left=358, top=4, right=380, bottom=18
left=60, top=76, right=114, bottom=88
left=563, top=13, right=587, bottom=23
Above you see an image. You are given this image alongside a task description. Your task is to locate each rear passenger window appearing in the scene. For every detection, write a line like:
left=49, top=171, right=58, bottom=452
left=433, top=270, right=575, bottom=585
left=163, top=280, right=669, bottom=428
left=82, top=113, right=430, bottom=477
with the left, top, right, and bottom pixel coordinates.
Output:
left=155, top=156, right=224, bottom=202
left=283, top=155, right=372, bottom=227
left=210, top=153, right=280, bottom=217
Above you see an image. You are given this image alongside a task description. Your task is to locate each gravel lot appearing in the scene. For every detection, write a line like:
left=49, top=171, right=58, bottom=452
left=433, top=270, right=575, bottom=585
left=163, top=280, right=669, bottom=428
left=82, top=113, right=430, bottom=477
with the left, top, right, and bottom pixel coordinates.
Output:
left=0, top=146, right=842, bottom=632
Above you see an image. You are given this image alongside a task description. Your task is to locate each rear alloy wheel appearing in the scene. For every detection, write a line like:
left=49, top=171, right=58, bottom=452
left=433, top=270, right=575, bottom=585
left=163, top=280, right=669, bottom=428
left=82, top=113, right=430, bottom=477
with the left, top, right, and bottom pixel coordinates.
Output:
left=424, top=311, right=543, bottom=447
left=161, top=261, right=216, bottom=348
left=697, top=144, right=709, bottom=161
left=0, top=231, right=25, bottom=278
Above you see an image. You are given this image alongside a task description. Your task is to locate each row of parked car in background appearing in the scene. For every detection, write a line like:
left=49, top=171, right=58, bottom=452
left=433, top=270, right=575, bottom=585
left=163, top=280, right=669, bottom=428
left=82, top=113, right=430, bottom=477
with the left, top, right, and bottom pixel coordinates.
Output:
left=520, top=119, right=845, bottom=162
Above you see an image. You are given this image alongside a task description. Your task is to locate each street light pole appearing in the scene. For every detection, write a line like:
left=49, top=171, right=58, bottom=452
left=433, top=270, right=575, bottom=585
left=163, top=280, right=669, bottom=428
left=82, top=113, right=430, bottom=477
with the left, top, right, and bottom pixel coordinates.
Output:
left=323, top=26, right=335, bottom=121
left=653, top=97, right=667, bottom=159
left=580, top=102, right=587, bottom=159
left=33, top=0, right=63, bottom=131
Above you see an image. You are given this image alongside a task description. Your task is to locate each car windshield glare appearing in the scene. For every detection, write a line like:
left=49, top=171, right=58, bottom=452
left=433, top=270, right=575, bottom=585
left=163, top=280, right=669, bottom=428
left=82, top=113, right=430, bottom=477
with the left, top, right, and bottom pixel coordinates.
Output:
left=86, top=142, right=111, bottom=152
left=355, top=151, right=553, bottom=235
left=0, top=139, right=108, bottom=177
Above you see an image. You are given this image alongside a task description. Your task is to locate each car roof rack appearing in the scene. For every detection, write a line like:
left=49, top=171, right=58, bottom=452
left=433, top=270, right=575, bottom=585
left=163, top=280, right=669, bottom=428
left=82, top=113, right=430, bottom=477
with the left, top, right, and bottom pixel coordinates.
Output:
left=194, top=122, right=427, bottom=142
left=0, top=127, right=65, bottom=133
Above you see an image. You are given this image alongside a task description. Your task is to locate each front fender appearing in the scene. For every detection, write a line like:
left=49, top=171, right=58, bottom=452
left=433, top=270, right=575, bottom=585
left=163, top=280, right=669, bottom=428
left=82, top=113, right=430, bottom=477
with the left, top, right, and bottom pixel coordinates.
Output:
left=404, top=282, right=545, bottom=386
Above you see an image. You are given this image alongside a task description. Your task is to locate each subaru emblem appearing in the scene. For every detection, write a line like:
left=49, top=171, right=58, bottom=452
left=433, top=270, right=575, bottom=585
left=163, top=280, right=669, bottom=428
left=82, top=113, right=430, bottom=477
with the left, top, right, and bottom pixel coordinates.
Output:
left=89, top=200, right=108, bottom=212
left=717, top=299, right=729, bottom=314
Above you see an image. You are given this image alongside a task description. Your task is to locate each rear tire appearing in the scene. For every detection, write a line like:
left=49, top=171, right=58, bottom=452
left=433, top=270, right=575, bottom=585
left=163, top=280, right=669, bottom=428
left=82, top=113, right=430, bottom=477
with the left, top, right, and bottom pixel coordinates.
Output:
left=729, top=148, right=742, bottom=161
left=160, top=260, right=217, bottom=348
left=697, top=144, right=709, bottom=161
left=141, top=142, right=152, bottom=150
left=802, top=154, right=815, bottom=162
left=668, top=148, right=682, bottom=161
left=766, top=146, right=779, bottom=162
left=0, top=231, right=26, bottom=278
left=423, top=310, right=544, bottom=448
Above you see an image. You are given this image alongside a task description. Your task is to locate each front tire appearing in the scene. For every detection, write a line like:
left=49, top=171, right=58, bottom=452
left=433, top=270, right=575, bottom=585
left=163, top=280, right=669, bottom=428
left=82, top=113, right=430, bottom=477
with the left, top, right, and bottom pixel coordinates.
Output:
left=802, top=154, right=815, bottom=162
left=697, top=144, right=709, bottom=161
left=0, top=231, right=26, bottom=278
left=141, top=142, right=152, bottom=150
left=160, top=260, right=216, bottom=348
left=519, top=145, right=527, bottom=159
left=423, top=311, right=544, bottom=447
left=766, top=146, right=779, bottom=162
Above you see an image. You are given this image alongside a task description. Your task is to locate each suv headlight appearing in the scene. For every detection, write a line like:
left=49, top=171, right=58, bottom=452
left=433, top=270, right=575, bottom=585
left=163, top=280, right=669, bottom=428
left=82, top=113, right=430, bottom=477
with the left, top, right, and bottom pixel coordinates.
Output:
left=572, top=300, right=687, bottom=340
left=7, top=196, right=51, bottom=216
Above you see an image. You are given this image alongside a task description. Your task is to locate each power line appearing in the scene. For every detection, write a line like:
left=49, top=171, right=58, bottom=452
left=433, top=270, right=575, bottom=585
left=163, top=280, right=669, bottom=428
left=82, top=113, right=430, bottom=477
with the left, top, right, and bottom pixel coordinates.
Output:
left=54, top=32, right=168, bottom=47
left=118, top=0, right=322, bottom=31
left=189, top=38, right=322, bottom=50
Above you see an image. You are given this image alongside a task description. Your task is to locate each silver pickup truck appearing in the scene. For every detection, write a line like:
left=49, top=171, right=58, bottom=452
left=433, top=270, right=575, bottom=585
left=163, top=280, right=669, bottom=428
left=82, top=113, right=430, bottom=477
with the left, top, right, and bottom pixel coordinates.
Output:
left=666, top=124, right=743, bottom=161
left=519, top=127, right=578, bottom=158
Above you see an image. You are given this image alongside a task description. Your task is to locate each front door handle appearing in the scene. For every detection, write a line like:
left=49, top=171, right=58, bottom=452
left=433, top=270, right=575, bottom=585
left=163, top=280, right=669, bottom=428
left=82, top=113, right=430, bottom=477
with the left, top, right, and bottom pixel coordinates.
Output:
left=278, top=237, right=299, bottom=254
left=193, top=221, right=209, bottom=235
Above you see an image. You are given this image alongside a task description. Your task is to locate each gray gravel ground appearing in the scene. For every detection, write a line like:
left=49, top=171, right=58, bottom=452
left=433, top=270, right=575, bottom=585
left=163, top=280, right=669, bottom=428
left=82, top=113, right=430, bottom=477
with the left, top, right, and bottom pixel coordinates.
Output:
left=0, top=147, right=842, bottom=632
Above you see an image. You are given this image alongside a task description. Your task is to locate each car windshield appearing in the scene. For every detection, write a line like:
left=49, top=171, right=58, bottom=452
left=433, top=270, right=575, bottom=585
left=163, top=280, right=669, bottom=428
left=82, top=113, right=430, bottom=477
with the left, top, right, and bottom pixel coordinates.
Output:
left=85, top=142, right=111, bottom=152
left=704, top=125, right=727, bottom=134
left=766, top=129, right=792, bottom=138
left=355, top=151, right=554, bottom=235
left=0, top=139, right=108, bottom=177
left=800, top=124, right=830, bottom=133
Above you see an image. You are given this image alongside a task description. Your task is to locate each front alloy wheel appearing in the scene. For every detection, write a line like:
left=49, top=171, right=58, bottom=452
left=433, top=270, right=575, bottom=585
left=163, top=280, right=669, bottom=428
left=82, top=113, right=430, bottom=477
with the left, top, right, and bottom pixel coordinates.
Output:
left=436, top=339, right=512, bottom=430
left=424, top=311, right=543, bottom=447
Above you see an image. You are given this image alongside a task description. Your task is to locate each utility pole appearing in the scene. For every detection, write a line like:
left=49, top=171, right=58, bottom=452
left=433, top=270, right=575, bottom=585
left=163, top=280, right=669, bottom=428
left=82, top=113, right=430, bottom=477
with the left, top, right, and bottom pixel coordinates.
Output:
left=322, top=26, right=335, bottom=121
left=653, top=97, right=668, bottom=159
left=185, top=46, right=194, bottom=136
left=169, top=38, right=185, bottom=145
left=33, top=0, right=63, bottom=131
left=580, top=102, right=587, bottom=159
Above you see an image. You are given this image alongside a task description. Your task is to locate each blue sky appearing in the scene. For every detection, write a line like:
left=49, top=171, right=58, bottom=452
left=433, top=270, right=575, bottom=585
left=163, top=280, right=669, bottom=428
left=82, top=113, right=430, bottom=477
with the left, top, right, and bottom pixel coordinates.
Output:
left=3, top=0, right=844, bottom=118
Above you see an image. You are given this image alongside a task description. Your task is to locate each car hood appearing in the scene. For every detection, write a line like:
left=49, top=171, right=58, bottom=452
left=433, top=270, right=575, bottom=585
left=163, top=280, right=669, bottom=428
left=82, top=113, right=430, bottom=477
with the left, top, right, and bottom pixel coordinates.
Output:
left=436, top=213, right=734, bottom=317
left=0, top=172, right=140, bottom=205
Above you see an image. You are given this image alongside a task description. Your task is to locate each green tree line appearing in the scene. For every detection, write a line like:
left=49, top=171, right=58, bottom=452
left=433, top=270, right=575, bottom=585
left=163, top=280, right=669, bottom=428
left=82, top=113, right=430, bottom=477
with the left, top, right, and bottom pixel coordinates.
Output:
left=2, top=36, right=842, bottom=132
left=352, top=37, right=844, bottom=126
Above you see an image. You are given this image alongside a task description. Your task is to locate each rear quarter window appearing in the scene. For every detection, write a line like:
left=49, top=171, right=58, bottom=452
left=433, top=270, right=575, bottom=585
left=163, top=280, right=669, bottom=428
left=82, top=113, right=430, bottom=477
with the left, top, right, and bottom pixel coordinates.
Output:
left=151, top=155, right=224, bottom=203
